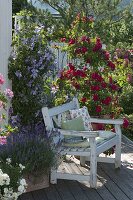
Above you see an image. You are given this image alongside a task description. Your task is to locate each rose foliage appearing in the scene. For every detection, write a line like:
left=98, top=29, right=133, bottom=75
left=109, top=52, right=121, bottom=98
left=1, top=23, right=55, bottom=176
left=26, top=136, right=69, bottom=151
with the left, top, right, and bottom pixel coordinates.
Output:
left=54, top=14, right=122, bottom=117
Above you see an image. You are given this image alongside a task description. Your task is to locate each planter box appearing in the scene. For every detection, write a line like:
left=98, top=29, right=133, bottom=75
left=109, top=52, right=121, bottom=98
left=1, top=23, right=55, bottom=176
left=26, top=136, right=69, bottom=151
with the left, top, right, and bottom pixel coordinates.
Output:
left=25, top=173, right=49, bottom=192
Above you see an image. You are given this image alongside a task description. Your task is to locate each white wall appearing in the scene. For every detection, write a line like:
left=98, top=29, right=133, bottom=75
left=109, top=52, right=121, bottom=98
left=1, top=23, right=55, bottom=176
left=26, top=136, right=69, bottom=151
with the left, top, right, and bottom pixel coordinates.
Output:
left=0, top=0, right=12, bottom=88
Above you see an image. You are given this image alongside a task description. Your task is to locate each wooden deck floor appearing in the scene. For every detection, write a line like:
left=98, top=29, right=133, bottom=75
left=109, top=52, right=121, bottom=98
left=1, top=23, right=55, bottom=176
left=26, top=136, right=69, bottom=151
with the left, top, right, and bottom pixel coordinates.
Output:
left=19, top=137, right=133, bottom=200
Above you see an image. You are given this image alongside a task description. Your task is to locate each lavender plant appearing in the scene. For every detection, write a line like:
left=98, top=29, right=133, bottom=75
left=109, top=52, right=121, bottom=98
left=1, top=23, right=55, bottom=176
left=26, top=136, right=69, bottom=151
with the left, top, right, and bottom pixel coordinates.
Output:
left=0, top=129, right=62, bottom=175
left=8, top=20, right=56, bottom=128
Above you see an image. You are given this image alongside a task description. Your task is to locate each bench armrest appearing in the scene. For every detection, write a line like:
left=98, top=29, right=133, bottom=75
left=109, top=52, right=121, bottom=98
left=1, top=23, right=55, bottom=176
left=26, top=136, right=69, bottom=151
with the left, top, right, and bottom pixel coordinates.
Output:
left=59, top=129, right=99, bottom=138
left=90, top=118, right=123, bottom=125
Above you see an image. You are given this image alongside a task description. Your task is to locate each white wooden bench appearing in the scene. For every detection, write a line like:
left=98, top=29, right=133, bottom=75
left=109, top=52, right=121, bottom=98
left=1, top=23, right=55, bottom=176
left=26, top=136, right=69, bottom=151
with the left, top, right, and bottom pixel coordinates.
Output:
left=42, top=98, right=123, bottom=188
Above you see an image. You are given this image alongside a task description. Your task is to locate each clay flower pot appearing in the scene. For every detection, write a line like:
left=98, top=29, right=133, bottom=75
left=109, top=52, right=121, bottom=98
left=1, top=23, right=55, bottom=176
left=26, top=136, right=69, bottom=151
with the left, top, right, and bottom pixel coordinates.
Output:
left=25, top=172, right=49, bottom=192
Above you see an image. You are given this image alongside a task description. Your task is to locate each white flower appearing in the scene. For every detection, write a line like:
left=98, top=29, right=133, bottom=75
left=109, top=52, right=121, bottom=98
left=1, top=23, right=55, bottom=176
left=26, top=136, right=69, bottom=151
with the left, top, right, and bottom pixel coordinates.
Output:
left=20, top=178, right=27, bottom=186
left=6, top=158, right=11, bottom=164
left=0, top=173, right=10, bottom=186
left=18, top=185, right=25, bottom=193
left=19, top=163, right=25, bottom=170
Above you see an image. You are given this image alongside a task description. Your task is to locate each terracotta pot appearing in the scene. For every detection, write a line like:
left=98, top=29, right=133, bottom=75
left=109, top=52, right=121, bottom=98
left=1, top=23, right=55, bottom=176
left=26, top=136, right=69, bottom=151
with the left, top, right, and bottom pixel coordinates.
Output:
left=91, top=115, right=112, bottom=131
left=91, top=123, right=105, bottom=131
left=25, top=172, right=49, bottom=192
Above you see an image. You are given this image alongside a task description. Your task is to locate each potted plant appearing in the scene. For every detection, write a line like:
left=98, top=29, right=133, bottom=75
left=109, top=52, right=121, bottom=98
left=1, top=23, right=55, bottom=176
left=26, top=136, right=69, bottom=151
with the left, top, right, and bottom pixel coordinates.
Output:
left=0, top=129, right=62, bottom=192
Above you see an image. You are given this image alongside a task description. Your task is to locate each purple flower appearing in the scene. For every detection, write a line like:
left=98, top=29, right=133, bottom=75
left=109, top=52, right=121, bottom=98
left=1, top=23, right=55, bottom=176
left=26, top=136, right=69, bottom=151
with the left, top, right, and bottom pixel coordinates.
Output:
left=31, top=69, right=38, bottom=79
left=15, top=70, right=22, bottom=79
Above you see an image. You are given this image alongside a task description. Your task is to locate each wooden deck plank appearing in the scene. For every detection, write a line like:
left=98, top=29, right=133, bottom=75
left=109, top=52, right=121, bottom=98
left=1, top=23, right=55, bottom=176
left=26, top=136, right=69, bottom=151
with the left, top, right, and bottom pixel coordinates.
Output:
left=20, top=192, right=34, bottom=200
left=55, top=180, right=75, bottom=200
left=45, top=185, right=62, bottom=200
left=100, top=163, right=133, bottom=200
left=66, top=180, right=89, bottom=200
left=97, top=165, right=130, bottom=200
left=32, top=189, right=48, bottom=200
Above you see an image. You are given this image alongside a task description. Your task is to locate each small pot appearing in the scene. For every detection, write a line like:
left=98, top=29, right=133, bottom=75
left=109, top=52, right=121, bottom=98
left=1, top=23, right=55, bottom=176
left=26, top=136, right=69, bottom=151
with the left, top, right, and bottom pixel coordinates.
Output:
left=25, top=172, right=49, bottom=192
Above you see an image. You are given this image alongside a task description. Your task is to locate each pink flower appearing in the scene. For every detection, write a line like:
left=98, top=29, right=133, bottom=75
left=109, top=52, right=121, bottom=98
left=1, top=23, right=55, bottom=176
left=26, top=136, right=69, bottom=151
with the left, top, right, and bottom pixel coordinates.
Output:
left=4, top=88, right=14, bottom=98
left=0, top=74, right=5, bottom=85
left=0, top=136, right=7, bottom=145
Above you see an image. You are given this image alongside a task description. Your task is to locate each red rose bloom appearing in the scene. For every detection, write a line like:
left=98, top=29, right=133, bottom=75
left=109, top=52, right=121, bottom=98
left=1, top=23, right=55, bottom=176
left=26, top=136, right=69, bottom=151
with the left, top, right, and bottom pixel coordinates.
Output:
left=67, top=63, right=75, bottom=70
left=101, top=82, right=107, bottom=88
left=81, top=36, right=87, bottom=42
left=102, top=96, right=112, bottom=105
left=107, top=61, right=115, bottom=70
left=81, top=97, right=87, bottom=103
left=95, top=85, right=101, bottom=91
left=69, top=38, right=76, bottom=45
left=60, top=37, right=66, bottom=42
left=123, top=118, right=129, bottom=128
left=104, top=51, right=110, bottom=60
left=93, top=94, right=99, bottom=101
left=96, top=105, right=102, bottom=113
left=86, top=58, right=91, bottom=63
left=73, top=83, right=80, bottom=89
left=75, top=48, right=81, bottom=54
left=81, top=46, right=88, bottom=53
left=111, top=84, right=118, bottom=91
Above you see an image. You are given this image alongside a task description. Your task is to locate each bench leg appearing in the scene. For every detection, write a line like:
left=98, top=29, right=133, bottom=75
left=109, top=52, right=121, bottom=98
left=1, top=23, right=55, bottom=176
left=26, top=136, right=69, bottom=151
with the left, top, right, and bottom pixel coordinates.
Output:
left=90, top=138, right=97, bottom=188
left=115, top=125, right=121, bottom=169
left=50, top=168, right=57, bottom=184
left=80, top=156, right=86, bottom=166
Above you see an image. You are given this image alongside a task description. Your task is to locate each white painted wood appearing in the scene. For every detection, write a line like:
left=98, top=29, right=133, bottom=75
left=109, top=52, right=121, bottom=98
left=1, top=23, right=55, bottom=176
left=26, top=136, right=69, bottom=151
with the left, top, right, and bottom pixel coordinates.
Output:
left=50, top=168, right=57, bottom=184
left=59, top=129, right=99, bottom=137
left=56, top=173, right=90, bottom=181
left=42, top=107, right=54, bottom=130
left=89, top=137, right=97, bottom=188
left=80, top=156, right=86, bottom=166
left=48, top=98, right=78, bottom=117
left=90, top=118, right=123, bottom=125
left=115, top=124, right=121, bottom=168
left=0, top=0, right=12, bottom=88
left=86, top=156, right=115, bottom=163
left=96, top=136, right=118, bottom=155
